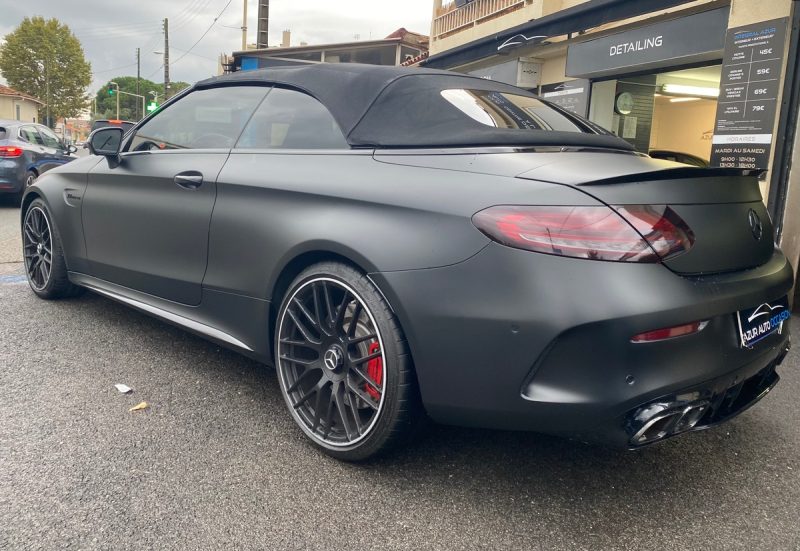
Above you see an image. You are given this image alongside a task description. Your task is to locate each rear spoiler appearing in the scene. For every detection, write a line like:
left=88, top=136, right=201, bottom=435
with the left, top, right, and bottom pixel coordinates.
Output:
left=579, top=167, right=761, bottom=187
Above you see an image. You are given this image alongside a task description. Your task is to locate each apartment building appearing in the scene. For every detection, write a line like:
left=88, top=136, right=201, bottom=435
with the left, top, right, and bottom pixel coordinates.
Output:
left=229, top=28, right=429, bottom=73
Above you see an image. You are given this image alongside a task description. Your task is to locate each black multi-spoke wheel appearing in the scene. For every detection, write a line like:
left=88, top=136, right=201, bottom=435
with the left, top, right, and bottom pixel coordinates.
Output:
left=25, top=171, right=37, bottom=189
left=22, top=199, right=83, bottom=300
left=276, top=262, right=419, bottom=460
left=13, top=171, right=36, bottom=205
left=23, top=206, right=53, bottom=291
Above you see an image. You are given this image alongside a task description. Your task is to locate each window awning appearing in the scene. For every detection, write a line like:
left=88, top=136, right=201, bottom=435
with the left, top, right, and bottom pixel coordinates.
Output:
left=423, top=0, right=698, bottom=70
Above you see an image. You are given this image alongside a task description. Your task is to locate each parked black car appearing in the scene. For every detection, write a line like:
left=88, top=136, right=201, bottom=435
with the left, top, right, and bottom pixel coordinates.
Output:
left=0, top=120, right=77, bottom=203
left=90, top=119, right=136, bottom=135
left=22, top=65, right=793, bottom=460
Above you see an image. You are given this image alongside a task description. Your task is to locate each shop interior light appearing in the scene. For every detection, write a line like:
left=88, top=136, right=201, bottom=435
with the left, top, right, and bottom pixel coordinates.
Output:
left=661, top=83, right=720, bottom=98
left=669, top=97, right=701, bottom=103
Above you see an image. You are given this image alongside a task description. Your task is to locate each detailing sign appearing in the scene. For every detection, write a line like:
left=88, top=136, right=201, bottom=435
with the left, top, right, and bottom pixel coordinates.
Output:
left=710, top=18, right=788, bottom=170
left=566, top=7, right=728, bottom=79
left=609, top=36, right=663, bottom=57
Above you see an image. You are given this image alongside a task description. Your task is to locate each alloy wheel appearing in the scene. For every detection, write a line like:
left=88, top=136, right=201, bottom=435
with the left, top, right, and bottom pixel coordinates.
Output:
left=23, top=206, right=53, bottom=291
left=277, top=277, right=386, bottom=447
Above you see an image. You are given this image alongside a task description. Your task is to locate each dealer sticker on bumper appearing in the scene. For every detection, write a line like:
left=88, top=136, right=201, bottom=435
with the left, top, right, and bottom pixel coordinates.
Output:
left=737, top=296, right=791, bottom=348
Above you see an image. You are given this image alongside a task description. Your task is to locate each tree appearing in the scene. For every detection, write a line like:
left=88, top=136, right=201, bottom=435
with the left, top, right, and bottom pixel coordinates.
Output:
left=0, top=17, right=91, bottom=126
left=94, top=78, right=191, bottom=121
left=170, top=81, right=191, bottom=95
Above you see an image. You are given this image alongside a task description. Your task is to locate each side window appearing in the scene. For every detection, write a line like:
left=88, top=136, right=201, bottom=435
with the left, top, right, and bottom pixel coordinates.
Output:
left=19, top=126, right=44, bottom=145
left=128, top=86, right=268, bottom=152
left=38, top=126, right=63, bottom=149
left=236, top=88, right=348, bottom=150
left=440, top=89, right=584, bottom=132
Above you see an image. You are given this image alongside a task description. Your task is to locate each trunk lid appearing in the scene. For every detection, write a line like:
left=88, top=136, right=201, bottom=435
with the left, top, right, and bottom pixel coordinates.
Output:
left=515, top=153, right=773, bottom=275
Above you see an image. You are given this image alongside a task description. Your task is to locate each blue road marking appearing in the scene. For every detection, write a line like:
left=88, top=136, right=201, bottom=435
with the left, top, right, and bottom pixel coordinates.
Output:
left=0, top=275, right=27, bottom=284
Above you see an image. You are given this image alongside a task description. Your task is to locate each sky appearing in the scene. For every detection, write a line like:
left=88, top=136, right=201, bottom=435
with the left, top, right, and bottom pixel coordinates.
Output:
left=0, top=0, right=433, bottom=93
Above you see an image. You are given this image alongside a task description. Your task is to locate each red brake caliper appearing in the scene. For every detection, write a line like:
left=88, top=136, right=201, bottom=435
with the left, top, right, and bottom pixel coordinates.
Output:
left=365, top=342, right=383, bottom=400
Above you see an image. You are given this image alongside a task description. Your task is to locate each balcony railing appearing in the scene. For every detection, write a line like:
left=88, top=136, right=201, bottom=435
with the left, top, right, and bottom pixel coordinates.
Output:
left=433, top=0, right=527, bottom=39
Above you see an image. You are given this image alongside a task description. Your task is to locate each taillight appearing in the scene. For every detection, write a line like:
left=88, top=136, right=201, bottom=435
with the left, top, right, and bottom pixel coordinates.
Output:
left=615, top=206, right=695, bottom=260
left=0, top=146, right=23, bottom=158
left=472, top=205, right=694, bottom=262
left=631, top=320, right=709, bottom=343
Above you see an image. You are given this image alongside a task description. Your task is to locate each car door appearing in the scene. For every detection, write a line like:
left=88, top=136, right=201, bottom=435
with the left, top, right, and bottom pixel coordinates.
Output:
left=36, top=125, right=72, bottom=171
left=18, top=125, right=48, bottom=173
left=82, top=85, right=269, bottom=306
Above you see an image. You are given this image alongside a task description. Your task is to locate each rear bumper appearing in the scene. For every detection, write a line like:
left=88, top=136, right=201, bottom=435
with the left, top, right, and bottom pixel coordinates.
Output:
left=621, top=347, right=786, bottom=448
left=371, top=242, right=794, bottom=445
left=0, top=159, right=25, bottom=194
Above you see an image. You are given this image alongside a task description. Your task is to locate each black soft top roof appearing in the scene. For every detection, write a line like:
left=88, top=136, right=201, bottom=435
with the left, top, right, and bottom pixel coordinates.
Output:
left=197, top=64, right=633, bottom=151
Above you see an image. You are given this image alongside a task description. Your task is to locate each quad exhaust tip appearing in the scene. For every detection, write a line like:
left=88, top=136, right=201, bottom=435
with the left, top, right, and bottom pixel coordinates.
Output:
left=630, top=401, right=709, bottom=445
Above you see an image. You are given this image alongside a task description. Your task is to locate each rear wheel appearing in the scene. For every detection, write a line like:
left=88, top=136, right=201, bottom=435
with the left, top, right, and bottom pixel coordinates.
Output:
left=22, top=199, right=83, bottom=299
left=13, top=171, right=35, bottom=205
left=24, top=171, right=37, bottom=189
left=275, top=261, right=419, bottom=461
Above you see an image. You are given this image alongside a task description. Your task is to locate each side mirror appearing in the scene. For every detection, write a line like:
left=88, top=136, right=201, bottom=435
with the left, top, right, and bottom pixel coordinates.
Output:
left=88, top=127, right=124, bottom=166
left=68, top=144, right=78, bottom=154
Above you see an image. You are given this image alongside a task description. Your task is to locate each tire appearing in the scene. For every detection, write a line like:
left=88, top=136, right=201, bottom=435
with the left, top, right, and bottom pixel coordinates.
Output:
left=14, top=171, right=35, bottom=205
left=22, top=198, right=84, bottom=300
left=275, top=261, right=420, bottom=461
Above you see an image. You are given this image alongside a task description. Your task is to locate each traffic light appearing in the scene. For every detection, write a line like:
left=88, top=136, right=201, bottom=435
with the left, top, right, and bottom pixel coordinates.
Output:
left=108, top=87, right=115, bottom=96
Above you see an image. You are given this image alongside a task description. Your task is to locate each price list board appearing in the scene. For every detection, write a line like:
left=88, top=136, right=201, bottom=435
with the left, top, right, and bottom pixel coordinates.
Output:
left=710, top=18, right=788, bottom=170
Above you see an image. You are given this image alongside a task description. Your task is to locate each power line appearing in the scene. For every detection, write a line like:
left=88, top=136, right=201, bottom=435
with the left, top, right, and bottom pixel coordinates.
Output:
left=146, top=64, right=164, bottom=80
left=93, top=61, right=139, bottom=75
left=170, top=46, right=218, bottom=62
left=71, top=0, right=205, bottom=39
left=145, top=0, right=234, bottom=80
left=71, top=20, right=160, bottom=33
left=171, top=0, right=234, bottom=67
left=172, top=0, right=218, bottom=30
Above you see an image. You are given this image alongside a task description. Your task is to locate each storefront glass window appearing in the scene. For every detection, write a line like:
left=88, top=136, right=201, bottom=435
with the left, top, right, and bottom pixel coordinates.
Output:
left=588, top=65, right=722, bottom=162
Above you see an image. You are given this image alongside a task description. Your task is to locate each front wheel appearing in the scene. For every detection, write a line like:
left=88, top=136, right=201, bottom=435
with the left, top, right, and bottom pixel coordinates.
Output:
left=275, top=261, right=420, bottom=461
left=22, top=199, right=83, bottom=299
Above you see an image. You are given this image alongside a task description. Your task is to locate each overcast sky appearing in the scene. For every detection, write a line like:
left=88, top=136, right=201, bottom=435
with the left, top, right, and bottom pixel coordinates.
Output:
left=1, top=0, right=433, bottom=92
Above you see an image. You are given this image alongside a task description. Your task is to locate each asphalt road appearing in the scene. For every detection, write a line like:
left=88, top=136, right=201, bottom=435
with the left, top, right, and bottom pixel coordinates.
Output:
left=1, top=199, right=799, bottom=550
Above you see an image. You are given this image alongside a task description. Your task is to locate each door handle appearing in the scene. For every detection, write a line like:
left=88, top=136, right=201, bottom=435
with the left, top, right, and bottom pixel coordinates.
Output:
left=174, top=171, right=203, bottom=190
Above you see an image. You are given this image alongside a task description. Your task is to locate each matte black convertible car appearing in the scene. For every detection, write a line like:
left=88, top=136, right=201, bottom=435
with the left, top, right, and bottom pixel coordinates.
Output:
left=22, top=64, right=792, bottom=460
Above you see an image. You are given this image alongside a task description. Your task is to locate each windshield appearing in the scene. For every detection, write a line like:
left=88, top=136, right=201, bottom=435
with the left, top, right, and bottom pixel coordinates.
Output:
left=92, top=120, right=135, bottom=134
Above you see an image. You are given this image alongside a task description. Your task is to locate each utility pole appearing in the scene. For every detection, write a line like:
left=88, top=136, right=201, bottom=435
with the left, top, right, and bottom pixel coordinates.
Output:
left=257, top=0, right=269, bottom=49
left=136, top=48, right=141, bottom=119
left=242, top=0, right=248, bottom=50
left=163, top=18, right=170, bottom=100
left=45, top=60, right=50, bottom=127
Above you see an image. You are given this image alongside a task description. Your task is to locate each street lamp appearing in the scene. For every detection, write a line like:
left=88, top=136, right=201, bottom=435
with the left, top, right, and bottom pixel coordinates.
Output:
left=108, top=81, right=120, bottom=119
left=146, top=91, right=161, bottom=115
